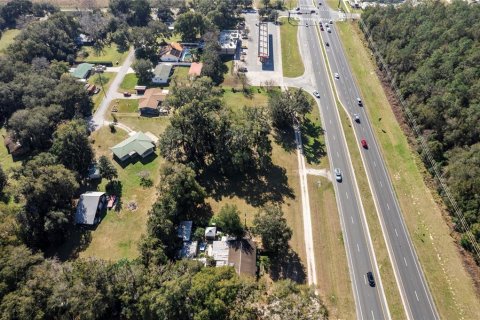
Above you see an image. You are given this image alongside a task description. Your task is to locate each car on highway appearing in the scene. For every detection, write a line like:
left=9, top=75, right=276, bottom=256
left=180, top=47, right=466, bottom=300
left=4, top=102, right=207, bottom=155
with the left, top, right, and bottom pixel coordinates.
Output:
left=361, top=138, right=368, bottom=149
left=367, top=272, right=376, bottom=287
left=334, top=168, right=342, bottom=182
left=329, top=19, right=333, bottom=24
left=325, top=42, right=329, bottom=47
left=319, top=2, right=322, bottom=5
left=354, top=114, right=360, bottom=122
left=320, top=27, right=324, bottom=31
left=334, top=73, right=339, bottom=79
left=327, top=27, right=331, bottom=33
left=313, top=90, right=320, bottom=98
left=295, top=7, right=300, bottom=11
left=357, top=98, right=362, bottom=105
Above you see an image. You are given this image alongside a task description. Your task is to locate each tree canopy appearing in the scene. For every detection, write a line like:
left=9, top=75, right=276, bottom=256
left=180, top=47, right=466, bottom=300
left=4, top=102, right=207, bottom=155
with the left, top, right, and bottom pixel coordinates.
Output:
left=362, top=1, right=480, bottom=256
left=252, top=206, right=292, bottom=257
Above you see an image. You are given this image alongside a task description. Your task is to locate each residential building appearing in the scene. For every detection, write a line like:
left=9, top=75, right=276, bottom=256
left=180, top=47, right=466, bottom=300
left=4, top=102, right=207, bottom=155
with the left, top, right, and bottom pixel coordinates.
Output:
left=219, top=30, right=240, bottom=55
left=188, top=62, right=203, bottom=79
left=180, top=241, right=198, bottom=259
left=177, top=221, right=193, bottom=241
left=3, top=136, right=28, bottom=157
left=138, top=88, right=168, bottom=116
left=110, top=131, right=155, bottom=162
left=159, top=42, right=184, bottom=62
left=75, top=192, right=107, bottom=225
left=71, top=63, right=94, bottom=79
left=152, top=63, right=173, bottom=84
left=209, top=237, right=257, bottom=277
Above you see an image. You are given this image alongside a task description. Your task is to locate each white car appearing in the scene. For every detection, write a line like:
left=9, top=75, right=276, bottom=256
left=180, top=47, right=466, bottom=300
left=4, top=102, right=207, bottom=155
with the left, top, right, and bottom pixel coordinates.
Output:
left=313, top=90, right=320, bottom=98
left=334, top=168, right=342, bottom=182
left=354, top=114, right=360, bottom=122
left=334, top=73, right=339, bottom=79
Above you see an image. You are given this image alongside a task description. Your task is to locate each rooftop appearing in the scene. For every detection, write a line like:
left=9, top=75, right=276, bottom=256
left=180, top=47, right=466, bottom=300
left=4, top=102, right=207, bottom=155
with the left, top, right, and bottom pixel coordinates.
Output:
left=72, top=63, right=94, bottom=79
left=75, top=191, right=105, bottom=225
left=177, top=221, right=193, bottom=241
left=139, top=88, right=167, bottom=110
left=188, top=62, right=203, bottom=77
left=153, top=63, right=173, bottom=78
left=110, top=131, right=155, bottom=160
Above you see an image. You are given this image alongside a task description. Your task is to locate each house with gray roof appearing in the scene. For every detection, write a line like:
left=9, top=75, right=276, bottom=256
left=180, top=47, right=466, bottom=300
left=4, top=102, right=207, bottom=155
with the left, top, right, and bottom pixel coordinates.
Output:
left=152, top=63, right=173, bottom=84
left=110, top=132, right=155, bottom=162
left=75, top=191, right=107, bottom=225
left=71, top=63, right=94, bottom=79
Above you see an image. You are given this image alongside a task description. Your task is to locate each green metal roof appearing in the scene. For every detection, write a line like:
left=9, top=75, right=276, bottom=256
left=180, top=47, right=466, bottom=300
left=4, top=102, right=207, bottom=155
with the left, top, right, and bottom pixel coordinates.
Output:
left=110, top=132, right=154, bottom=160
left=72, top=63, right=94, bottom=79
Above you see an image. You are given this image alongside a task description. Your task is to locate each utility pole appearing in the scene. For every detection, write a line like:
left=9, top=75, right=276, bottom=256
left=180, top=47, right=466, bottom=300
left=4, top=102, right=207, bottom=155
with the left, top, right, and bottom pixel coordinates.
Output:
left=97, top=71, right=106, bottom=99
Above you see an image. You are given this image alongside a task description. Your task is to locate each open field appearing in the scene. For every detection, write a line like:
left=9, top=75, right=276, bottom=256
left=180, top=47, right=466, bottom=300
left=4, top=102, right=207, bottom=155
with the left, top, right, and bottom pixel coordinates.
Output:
left=309, top=176, right=356, bottom=319
left=78, top=44, right=128, bottom=65
left=337, top=21, right=480, bottom=319
left=110, top=99, right=139, bottom=113
left=114, top=115, right=170, bottom=138
left=78, top=127, right=163, bottom=260
left=88, top=72, right=115, bottom=112
left=279, top=18, right=304, bottom=78
left=222, top=87, right=270, bottom=109
left=0, top=29, right=20, bottom=55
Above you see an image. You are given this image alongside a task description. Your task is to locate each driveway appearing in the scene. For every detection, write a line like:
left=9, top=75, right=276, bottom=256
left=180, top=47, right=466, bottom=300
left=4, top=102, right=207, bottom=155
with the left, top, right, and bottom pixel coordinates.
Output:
left=90, top=48, right=135, bottom=131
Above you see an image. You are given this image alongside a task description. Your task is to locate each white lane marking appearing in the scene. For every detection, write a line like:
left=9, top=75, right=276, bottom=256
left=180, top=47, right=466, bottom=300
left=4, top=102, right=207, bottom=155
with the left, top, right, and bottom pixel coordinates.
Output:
left=351, top=216, right=354, bottom=224
left=364, top=274, right=367, bottom=284
left=404, top=257, right=408, bottom=267
left=333, top=135, right=336, bottom=140
left=373, top=161, right=377, bottom=167
left=329, top=119, right=332, bottom=124
left=357, top=243, right=360, bottom=252
left=379, top=181, right=383, bottom=187
left=371, top=310, right=375, bottom=320
left=336, top=151, right=339, bottom=158
left=345, top=192, right=349, bottom=199
left=386, top=203, right=390, bottom=211
left=415, top=290, right=419, bottom=301
left=395, top=228, right=398, bottom=237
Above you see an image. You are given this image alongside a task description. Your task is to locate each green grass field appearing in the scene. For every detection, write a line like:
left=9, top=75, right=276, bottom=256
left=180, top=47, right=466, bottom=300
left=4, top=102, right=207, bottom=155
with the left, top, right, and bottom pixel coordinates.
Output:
left=110, top=99, right=139, bottom=113
left=222, top=87, right=270, bottom=109
left=279, top=18, right=305, bottom=78
left=119, top=74, right=138, bottom=93
left=0, top=29, right=20, bottom=55
left=78, top=44, right=128, bottom=65
left=88, top=72, right=115, bottom=112
left=336, top=21, right=480, bottom=319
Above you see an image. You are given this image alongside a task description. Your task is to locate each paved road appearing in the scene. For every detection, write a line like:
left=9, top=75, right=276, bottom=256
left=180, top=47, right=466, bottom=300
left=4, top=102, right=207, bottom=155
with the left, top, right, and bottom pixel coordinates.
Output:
left=90, top=48, right=135, bottom=131
left=294, top=1, right=390, bottom=319
left=316, top=6, right=440, bottom=320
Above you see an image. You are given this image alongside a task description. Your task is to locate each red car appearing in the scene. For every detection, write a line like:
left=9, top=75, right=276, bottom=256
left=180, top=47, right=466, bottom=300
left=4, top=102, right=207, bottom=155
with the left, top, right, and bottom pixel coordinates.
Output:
left=361, top=139, right=368, bottom=149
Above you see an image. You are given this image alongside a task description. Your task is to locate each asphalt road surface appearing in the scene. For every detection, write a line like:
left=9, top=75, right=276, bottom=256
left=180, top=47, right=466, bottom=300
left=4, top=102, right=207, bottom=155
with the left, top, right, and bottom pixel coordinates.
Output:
left=318, top=12, right=440, bottom=320
left=294, top=1, right=390, bottom=319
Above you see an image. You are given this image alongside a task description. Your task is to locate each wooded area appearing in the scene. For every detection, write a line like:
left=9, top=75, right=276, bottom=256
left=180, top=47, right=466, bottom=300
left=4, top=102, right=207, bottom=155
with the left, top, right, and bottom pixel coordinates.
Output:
left=361, top=1, right=480, bottom=257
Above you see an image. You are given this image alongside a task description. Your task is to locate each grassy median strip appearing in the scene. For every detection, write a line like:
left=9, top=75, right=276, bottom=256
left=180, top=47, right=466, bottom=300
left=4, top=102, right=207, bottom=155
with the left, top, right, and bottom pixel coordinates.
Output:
left=309, top=176, right=356, bottom=319
left=336, top=21, right=480, bottom=319
left=279, top=18, right=305, bottom=78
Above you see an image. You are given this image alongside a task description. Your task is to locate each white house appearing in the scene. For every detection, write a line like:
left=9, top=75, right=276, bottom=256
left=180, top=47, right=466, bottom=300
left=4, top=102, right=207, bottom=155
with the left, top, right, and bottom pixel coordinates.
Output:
left=152, top=64, right=173, bottom=84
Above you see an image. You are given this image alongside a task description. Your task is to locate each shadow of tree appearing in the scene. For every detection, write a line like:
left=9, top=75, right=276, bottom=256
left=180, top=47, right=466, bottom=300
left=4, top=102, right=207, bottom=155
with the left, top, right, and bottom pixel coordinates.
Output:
left=269, top=249, right=306, bottom=284
left=273, top=126, right=297, bottom=153
left=52, top=228, right=92, bottom=261
left=301, top=118, right=326, bottom=165
left=200, top=164, right=294, bottom=208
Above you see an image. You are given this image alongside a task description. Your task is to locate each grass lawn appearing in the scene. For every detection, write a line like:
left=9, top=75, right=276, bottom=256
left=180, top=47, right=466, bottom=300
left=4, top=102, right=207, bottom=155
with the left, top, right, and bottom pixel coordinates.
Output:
left=119, top=67, right=189, bottom=94
left=0, top=29, right=20, bottom=55
left=222, top=87, right=271, bottom=109
left=114, top=115, right=171, bottom=139
left=88, top=72, right=115, bottom=112
left=78, top=44, right=128, bottom=65
left=279, top=18, right=305, bottom=78
left=337, top=21, right=480, bottom=319
left=110, top=99, right=139, bottom=113
left=79, top=127, right=163, bottom=260
left=309, top=176, right=355, bottom=319
left=220, top=58, right=240, bottom=88
left=119, top=73, right=138, bottom=93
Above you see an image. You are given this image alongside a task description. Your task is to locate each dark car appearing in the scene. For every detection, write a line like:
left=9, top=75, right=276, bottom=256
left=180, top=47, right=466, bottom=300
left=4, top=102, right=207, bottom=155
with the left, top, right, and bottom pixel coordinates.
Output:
left=325, top=42, right=329, bottom=47
left=361, top=139, right=368, bottom=149
left=367, top=272, right=375, bottom=287
left=123, top=92, right=131, bottom=97
left=354, top=114, right=360, bottom=123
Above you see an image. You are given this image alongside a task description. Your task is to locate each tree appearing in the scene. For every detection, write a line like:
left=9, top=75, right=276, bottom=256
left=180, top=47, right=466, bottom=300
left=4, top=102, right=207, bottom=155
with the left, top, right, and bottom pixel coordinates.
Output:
left=252, top=206, right=292, bottom=256
left=175, top=12, right=212, bottom=42
left=0, top=165, right=7, bottom=194
left=130, top=0, right=151, bottom=27
left=51, top=120, right=94, bottom=177
left=213, top=204, right=244, bottom=238
left=18, top=164, right=78, bottom=249
left=268, top=89, right=312, bottom=129
left=132, top=59, right=154, bottom=84
left=98, top=155, right=118, bottom=181
left=109, top=0, right=131, bottom=16
left=0, top=0, right=32, bottom=27
left=201, top=32, right=226, bottom=84
left=156, top=0, right=174, bottom=22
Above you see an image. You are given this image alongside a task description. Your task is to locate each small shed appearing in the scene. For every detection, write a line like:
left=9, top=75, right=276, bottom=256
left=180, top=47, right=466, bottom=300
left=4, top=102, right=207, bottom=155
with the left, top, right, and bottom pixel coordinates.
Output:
left=135, top=85, right=147, bottom=95
left=205, top=227, right=217, bottom=241
left=72, top=63, right=94, bottom=79
left=177, top=221, right=193, bottom=241
left=75, top=192, right=107, bottom=225
left=152, top=64, right=173, bottom=84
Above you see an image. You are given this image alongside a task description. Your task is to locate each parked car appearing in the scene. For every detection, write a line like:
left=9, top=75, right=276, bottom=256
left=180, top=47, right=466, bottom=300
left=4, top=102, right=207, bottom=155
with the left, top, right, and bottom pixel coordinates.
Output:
left=367, top=272, right=375, bottom=287
left=313, top=90, right=320, bottom=98
left=123, top=92, right=131, bottom=97
left=334, top=168, right=342, bottom=182
left=361, top=138, right=368, bottom=149
left=238, top=67, right=248, bottom=72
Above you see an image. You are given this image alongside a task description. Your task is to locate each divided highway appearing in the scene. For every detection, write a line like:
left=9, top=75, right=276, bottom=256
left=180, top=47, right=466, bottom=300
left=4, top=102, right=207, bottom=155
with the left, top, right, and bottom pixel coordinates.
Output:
left=311, top=2, right=440, bottom=319
left=295, top=1, right=390, bottom=319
